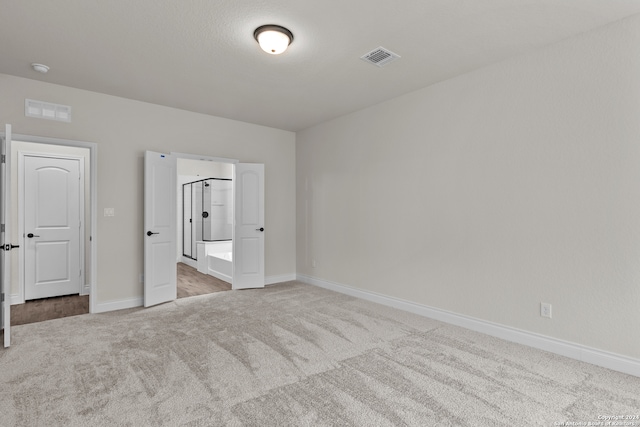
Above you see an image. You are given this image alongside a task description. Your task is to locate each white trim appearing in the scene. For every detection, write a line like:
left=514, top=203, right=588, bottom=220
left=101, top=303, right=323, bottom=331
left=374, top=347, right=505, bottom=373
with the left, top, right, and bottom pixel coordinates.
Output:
left=180, top=256, right=197, bottom=269
left=170, top=152, right=238, bottom=164
left=93, top=297, right=143, bottom=314
left=297, top=274, right=640, bottom=378
left=8, top=133, right=98, bottom=314
left=2, top=126, right=11, bottom=344
left=10, top=294, right=22, bottom=305
left=81, top=283, right=90, bottom=296
left=266, top=274, right=296, bottom=285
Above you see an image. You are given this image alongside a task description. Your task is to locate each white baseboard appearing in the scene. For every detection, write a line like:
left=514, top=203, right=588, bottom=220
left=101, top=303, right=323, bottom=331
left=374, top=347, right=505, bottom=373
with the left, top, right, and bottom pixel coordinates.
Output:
left=80, top=284, right=90, bottom=296
left=297, top=274, right=640, bottom=378
left=181, top=257, right=197, bottom=269
left=266, top=273, right=297, bottom=286
left=208, top=268, right=232, bottom=284
left=93, top=297, right=143, bottom=314
left=10, top=294, right=23, bottom=305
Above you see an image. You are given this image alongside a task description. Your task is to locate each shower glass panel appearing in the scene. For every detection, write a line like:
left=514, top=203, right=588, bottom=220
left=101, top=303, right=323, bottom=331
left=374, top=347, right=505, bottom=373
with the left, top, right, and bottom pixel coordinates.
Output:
left=183, top=185, right=192, bottom=258
left=193, top=181, right=202, bottom=257
left=182, top=178, right=232, bottom=260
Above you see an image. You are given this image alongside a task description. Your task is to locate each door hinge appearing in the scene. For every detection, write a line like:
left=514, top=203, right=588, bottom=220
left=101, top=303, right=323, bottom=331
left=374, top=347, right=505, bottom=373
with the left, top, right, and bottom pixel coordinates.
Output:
left=1, top=293, right=4, bottom=303
left=1, top=154, right=5, bottom=164
left=1, top=224, right=4, bottom=233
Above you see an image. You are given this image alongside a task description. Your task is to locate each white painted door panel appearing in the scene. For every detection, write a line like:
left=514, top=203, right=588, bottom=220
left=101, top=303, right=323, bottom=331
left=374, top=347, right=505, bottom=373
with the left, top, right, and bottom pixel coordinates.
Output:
left=144, top=151, right=177, bottom=307
left=232, top=163, right=264, bottom=290
left=24, top=155, right=81, bottom=300
left=2, top=124, right=11, bottom=347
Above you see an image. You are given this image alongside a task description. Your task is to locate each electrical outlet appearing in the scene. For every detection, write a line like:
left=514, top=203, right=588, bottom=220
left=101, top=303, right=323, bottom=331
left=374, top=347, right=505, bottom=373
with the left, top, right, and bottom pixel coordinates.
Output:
left=540, top=303, right=552, bottom=318
left=311, top=260, right=316, bottom=268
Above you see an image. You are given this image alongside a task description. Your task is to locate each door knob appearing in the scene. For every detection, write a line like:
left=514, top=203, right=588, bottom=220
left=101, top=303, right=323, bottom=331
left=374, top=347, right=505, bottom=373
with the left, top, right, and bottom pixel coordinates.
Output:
left=27, top=233, right=40, bottom=238
left=256, top=227, right=264, bottom=232
left=146, top=231, right=160, bottom=236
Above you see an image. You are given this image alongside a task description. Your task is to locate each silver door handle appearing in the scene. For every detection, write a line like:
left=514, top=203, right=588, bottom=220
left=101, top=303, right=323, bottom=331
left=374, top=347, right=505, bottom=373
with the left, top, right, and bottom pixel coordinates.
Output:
left=256, top=227, right=264, bottom=232
left=27, top=233, right=40, bottom=238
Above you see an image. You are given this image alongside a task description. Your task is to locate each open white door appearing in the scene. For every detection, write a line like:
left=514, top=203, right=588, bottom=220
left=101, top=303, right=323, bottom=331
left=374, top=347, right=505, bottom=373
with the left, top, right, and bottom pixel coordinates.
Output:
left=144, top=151, right=177, bottom=307
left=1, top=125, right=12, bottom=347
left=232, top=163, right=264, bottom=290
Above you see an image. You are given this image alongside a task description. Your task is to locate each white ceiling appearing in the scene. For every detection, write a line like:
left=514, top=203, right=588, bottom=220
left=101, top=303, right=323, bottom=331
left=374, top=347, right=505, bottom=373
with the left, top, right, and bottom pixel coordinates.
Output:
left=2, top=0, right=640, bottom=132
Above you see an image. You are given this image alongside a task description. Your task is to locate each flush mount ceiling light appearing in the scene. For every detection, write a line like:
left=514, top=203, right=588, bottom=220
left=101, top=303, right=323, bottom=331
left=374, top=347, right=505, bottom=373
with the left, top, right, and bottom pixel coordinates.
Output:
left=254, top=25, right=293, bottom=55
left=31, top=63, right=50, bottom=73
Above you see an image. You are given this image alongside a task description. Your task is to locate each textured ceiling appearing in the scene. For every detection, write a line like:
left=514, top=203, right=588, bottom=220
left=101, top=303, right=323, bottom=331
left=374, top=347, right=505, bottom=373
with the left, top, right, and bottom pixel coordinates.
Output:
left=2, top=0, right=640, bottom=131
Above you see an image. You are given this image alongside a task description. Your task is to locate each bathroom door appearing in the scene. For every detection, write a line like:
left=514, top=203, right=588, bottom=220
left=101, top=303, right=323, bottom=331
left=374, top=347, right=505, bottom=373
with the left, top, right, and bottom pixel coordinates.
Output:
left=144, top=151, right=177, bottom=307
left=232, top=163, right=264, bottom=290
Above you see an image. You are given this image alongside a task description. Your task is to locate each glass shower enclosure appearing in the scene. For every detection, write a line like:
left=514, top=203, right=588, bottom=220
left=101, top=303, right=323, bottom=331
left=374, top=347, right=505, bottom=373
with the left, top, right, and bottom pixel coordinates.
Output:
left=182, top=178, right=232, bottom=260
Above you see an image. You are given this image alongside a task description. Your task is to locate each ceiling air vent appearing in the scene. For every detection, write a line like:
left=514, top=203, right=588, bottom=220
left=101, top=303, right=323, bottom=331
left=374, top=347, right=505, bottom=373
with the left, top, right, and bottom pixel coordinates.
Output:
left=360, top=46, right=400, bottom=67
left=25, top=99, right=71, bottom=122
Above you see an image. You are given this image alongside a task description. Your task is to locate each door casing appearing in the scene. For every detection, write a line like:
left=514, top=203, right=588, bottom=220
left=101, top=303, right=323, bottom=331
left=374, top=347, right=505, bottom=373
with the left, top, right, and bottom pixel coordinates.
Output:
left=2, top=125, right=12, bottom=347
left=145, top=151, right=269, bottom=305
left=2, top=132, right=97, bottom=313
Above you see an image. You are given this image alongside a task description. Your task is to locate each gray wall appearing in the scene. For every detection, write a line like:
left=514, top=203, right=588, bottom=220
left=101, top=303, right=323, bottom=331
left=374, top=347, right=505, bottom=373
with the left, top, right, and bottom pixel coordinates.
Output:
left=296, top=15, right=640, bottom=359
left=0, top=74, right=296, bottom=306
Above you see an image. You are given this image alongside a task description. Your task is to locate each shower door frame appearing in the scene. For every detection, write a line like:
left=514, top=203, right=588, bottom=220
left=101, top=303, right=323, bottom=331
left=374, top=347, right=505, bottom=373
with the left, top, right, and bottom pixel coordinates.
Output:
left=182, top=177, right=233, bottom=261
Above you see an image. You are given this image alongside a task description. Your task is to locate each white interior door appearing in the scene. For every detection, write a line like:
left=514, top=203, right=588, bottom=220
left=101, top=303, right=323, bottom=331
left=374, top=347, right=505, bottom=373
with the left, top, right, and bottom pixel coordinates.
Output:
left=232, top=163, right=264, bottom=290
left=144, top=151, right=176, bottom=307
left=23, top=155, right=82, bottom=300
left=1, top=124, right=11, bottom=347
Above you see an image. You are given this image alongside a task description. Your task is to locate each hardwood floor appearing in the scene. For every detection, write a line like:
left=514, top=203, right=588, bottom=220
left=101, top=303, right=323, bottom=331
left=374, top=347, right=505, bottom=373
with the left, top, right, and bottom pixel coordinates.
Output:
left=177, top=262, right=231, bottom=298
left=11, top=294, right=89, bottom=326
left=9, top=262, right=230, bottom=326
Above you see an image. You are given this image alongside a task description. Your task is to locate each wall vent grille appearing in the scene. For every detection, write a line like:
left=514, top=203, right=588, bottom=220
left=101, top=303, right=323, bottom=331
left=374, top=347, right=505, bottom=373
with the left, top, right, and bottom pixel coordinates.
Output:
left=25, top=99, right=71, bottom=122
left=360, top=47, right=400, bottom=67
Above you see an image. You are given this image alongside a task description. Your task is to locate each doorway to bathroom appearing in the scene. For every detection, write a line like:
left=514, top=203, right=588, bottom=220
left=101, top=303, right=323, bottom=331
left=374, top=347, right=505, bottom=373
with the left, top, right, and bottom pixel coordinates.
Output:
left=177, top=158, right=233, bottom=298
left=143, top=150, right=265, bottom=307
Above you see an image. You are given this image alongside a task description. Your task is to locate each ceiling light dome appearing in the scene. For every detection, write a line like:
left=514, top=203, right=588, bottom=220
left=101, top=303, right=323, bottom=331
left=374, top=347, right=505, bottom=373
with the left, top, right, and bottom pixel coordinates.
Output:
left=31, top=63, right=50, bottom=73
left=254, top=25, right=293, bottom=55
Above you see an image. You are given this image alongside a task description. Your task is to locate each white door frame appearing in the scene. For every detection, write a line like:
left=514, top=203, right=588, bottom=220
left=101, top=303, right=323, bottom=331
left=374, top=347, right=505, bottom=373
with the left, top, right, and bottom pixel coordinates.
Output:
left=145, top=151, right=267, bottom=303
left=1, top=132, right=98, bottom=313
left=2, top=125, right=12, bottom=347
left=18, top=151, right=86, bottom=302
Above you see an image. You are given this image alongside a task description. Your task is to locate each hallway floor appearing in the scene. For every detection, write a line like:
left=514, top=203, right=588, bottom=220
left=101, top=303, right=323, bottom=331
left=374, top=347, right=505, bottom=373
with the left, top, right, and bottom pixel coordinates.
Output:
left=9, top=262, right=231, bottom=326
left=11, top=294, right=89, bottom=326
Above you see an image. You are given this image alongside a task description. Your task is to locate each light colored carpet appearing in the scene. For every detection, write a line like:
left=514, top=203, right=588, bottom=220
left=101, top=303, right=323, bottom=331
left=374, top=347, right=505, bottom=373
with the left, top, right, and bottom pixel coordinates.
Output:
left=1, top=282, right=638, bottom=426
